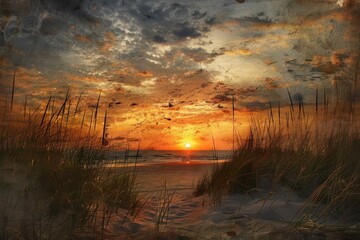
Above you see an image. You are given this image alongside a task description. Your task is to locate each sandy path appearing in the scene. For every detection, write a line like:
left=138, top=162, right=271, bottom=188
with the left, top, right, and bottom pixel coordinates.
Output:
left=102, top=161, right=212, bottom=238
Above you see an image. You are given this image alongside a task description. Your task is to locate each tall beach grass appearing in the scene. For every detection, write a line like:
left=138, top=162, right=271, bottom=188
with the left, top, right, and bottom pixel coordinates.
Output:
left=0, top=92, right=139, bottom=239
left=196, top=88, right=360, bottom=224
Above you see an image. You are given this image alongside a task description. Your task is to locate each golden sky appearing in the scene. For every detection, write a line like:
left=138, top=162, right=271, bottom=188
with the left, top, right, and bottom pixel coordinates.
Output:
left=0, top=0, right=359, bottom=150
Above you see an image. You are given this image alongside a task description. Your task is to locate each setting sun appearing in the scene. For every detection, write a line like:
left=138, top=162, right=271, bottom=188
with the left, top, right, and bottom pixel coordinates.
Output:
left=185, top=143, right=191, bottom=149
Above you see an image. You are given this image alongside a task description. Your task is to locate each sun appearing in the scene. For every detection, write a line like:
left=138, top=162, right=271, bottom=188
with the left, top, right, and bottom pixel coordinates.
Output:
left=185, top=143, right=191, bottom=149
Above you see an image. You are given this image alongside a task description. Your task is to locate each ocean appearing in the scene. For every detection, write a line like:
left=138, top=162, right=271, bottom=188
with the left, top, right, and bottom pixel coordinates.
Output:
left=103, top=150, right=233, bottom=166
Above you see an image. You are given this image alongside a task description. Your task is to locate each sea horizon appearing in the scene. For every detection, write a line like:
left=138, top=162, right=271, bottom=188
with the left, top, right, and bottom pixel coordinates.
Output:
left=103, top=149, right=234, bottom=164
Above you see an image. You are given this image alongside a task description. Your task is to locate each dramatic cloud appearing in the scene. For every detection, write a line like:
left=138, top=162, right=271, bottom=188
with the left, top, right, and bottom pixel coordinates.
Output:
left=0, top=0, right=359, bottom=149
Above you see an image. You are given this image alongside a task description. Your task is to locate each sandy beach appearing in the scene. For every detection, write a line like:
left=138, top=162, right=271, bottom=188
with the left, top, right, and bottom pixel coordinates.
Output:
left=101, top=161, right=360, bottom=240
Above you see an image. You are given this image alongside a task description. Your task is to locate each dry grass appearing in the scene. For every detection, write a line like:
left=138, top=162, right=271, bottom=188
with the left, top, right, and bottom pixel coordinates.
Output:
left=0, top=93, right=139, bottom=239
left=196, top=91, right=360, bottom=223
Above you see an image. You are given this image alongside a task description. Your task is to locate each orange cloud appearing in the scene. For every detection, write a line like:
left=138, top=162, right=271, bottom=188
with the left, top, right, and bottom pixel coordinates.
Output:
left=75, top=35, right=92, bottom=43
left=224, top=48, right=253, bottom=56
left=263, top=59, right=276, bottom=66
left=331, top=51, right=345, bottom=65
left=136, top=71, right=154, bottom=77
left=99, top=32, right=116, bottom=52
left=111, top=67, right=155, bottom=79
left=65, top=73, right=105, bottom=84
left=112, top=67, right=133, bottom=76
left=15, top=67, right=44, bottom=81
left=1, top=66, right=43, bottom=86
left=312, top=55, right=329, bottom=65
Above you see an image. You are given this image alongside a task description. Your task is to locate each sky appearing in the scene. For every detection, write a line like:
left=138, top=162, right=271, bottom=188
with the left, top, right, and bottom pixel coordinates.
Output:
left=0, top=0, right=359, bottom=150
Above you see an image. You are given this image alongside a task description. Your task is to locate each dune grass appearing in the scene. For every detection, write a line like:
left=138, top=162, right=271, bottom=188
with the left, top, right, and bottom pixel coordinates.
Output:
left=154, top=181, right=177, bottom=232
left=0, top=93, right=139, bottom=239
left=195, top=91, right=360, bottom=223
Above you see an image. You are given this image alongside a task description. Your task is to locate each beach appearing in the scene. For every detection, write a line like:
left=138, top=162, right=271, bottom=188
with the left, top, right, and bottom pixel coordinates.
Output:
left=100, top=153, right=360, bottom=240
left=1, top=149, right=359, bottom=239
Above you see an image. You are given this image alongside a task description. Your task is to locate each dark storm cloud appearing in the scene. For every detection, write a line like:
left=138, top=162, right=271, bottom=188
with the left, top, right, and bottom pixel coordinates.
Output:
left=4, top=16, right=18, bottom=41
left=211, top=94, right=232, bottom=103
left=40, top=16, right=64, bottom=35
left=1, top=0, right=357, bottom=111
left=240, top=101, right=268, bottom=111
left=0, top=32, right=5, bottom=47
left=45, top=0, right=82, bottom=11
left=0, top=0, right=31, bottom=16
left=182, top=47, right=222, bottom=63
left=153, top=35, right=166, bottom=43
left=211, top=11, right=273, bottom=30
left=192, top=10, right=207, bottom=19
left=205, top=17, right=216, bottom=25
left=5, top=35, right=62, bottom=67
left=123, top=1, right=209, bottom=45
left=20, top=15, right=38, bottom=33
left=172, top=24, right=201, bottom=39
left=0, top=0, right=215, bottom=77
